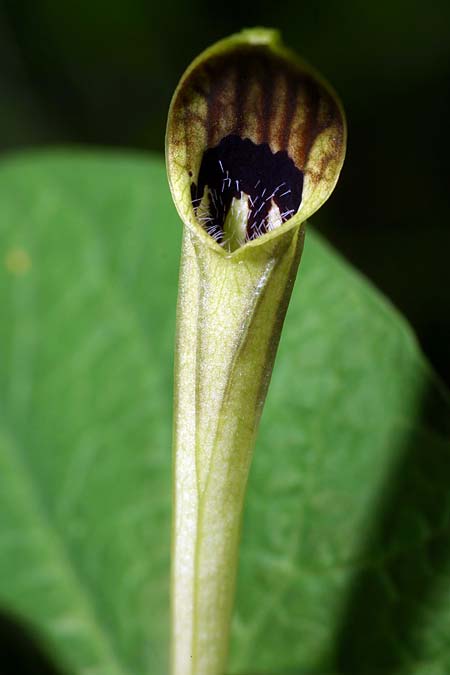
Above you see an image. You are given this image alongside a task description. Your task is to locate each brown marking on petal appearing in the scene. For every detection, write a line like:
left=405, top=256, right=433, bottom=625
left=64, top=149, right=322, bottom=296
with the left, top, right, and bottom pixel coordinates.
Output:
left=314, top=133, right=345, bottom=182
left=278, top=72, right=299, bottom=151
left=302, top=78, right=321, bottom=163
left=268, top=71, right=286, bottom=151
left=291, top=77, right=320, bottom=169
left=169, top=44, right=345, bottom=201
left=192, top=81, right=209, bottom=99
left=260, top=54, right=275, bottom=142
left=206, top=64, right=239, bottom=148
left=241, top=78, right=264, bottom=144
left=286, top=86, right=308, bottom=167
left=234, top=59, right=247, bottom=138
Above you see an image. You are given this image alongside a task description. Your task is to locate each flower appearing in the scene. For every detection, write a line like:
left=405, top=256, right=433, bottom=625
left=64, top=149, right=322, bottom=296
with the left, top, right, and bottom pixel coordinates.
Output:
left=166, top=28, right=346, bottom=253
left=166, top=29, right=347, bottom=675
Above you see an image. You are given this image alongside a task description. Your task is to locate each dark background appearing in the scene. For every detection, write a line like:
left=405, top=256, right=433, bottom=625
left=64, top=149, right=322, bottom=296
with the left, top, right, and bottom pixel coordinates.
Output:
left=0, top=0, right=449, bottom=384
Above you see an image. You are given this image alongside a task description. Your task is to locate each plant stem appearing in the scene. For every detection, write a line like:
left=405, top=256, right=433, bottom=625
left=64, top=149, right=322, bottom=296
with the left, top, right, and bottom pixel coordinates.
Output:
left=170, top=224, right=304, bottom=675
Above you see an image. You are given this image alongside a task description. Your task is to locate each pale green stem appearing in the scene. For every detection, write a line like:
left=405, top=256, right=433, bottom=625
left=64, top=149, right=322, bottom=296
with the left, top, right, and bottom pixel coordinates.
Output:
left=171, top=223, right=304, bottom=675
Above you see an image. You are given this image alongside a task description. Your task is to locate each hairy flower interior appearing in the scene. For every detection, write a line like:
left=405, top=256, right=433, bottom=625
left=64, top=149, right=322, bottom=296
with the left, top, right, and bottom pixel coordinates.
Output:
left=190, top=134, right=304, bottom=252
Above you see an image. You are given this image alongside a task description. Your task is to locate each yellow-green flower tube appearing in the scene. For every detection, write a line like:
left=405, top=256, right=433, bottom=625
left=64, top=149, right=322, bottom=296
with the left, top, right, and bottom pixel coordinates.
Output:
left=166, top=27, right=346, bottom=675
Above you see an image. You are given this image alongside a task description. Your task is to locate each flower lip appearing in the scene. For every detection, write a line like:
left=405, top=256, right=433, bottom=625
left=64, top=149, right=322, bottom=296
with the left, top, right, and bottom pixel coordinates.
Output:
left=166, top=29, right=347, bottom=255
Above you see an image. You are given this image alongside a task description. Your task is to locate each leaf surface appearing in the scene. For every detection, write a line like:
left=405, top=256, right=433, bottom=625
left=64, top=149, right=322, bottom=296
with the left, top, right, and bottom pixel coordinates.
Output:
left=0, top=152, right=448, bottom=675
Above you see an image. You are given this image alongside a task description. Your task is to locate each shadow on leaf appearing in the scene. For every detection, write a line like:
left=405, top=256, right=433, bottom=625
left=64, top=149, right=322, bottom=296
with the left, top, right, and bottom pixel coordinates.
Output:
left=0, top=609, right=65, bottom=675
left=324, top=378, right=450, bottom=674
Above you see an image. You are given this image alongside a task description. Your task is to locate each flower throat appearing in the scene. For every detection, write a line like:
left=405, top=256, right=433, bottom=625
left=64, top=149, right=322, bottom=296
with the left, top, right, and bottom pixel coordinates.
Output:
left=190, top=134, right=304, bottom=251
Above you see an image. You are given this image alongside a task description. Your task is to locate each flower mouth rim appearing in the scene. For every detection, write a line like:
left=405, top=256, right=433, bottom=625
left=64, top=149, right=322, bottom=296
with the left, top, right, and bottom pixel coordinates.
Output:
left=165, top=27, right=347, bottom=259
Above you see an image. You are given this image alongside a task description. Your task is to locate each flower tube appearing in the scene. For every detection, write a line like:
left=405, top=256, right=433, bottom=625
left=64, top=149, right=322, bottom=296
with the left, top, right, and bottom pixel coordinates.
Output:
left=166, top=27, right=346, bottom=675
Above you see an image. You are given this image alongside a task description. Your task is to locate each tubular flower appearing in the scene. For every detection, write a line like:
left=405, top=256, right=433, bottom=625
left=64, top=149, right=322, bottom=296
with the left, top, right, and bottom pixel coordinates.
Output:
left=167, top=27, right=345, bottom=252
left=166, top=28, right=346, bottom=675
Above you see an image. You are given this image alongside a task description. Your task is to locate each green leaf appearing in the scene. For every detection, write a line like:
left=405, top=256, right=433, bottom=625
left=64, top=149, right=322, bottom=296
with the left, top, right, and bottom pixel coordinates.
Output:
left=0, top=151, right=448, bottom=675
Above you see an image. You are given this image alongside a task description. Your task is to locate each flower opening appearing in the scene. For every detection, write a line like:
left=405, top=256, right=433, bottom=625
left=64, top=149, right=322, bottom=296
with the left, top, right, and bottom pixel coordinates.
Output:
left=191, top=134, right=304, bottom=251
left=166, top=29, right=346, bottom=253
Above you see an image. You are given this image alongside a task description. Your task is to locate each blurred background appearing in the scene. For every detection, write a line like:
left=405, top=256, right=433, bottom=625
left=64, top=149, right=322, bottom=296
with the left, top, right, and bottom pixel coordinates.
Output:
left=0, top=0, right=448, bottom=384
